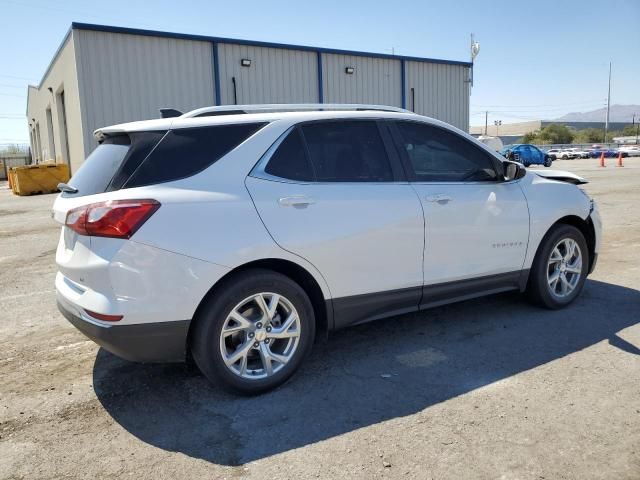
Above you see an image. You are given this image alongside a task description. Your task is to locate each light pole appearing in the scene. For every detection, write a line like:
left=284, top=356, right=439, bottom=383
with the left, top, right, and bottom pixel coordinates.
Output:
left=604, top=62, right=611, bottom=143
left=494, top=120, right=502, bottom=137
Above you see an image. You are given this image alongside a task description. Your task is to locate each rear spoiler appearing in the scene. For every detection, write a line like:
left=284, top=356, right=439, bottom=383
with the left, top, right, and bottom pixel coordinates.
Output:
left=159, top=108, right=183, bottom=118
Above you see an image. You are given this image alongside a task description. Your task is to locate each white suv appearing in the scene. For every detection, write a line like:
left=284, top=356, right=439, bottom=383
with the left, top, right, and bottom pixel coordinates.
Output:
left=53, top=104, right=602, bottom=394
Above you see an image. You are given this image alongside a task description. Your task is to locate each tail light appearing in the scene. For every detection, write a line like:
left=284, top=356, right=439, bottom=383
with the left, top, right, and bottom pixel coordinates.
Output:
left=84, top=309, right=123, bottom=322
left=65, top=199, right=160, bottom=239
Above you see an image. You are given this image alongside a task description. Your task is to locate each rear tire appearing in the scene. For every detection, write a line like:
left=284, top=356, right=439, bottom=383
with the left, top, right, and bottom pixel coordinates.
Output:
left=191, top=269, right=315, bottom=394
left=527, top=224, right=589, bottom=309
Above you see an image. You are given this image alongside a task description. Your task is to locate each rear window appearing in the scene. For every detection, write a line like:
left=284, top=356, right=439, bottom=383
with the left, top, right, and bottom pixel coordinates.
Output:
left=64, top=122, right=265, bottom=197
left=124, top=123, right=265, bottom=188
left=65, top=136, right=131, bottom=197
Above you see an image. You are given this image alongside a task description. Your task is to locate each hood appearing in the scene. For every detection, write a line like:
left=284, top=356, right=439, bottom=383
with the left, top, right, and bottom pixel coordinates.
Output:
left=531, top=169, right=588, bottom=185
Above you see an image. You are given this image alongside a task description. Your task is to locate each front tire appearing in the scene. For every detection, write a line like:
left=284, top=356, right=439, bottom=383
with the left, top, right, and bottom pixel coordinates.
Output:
left=191, top=269, right=316, bottom=394
left=544, top=157, right=553, bottom=167
left=527, top=224, right=589, bottom=309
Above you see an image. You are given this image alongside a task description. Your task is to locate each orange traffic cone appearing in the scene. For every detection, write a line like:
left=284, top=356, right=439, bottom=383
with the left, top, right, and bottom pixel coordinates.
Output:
left=616, top=152, right=624, bottom=167
left=599, top=152, right=606, bottom=167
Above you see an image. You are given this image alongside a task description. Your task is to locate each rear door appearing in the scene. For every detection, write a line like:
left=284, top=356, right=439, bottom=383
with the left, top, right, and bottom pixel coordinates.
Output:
left=389, top=120, right=529, bottom=293
left=246, top=120, right=425, bottom=327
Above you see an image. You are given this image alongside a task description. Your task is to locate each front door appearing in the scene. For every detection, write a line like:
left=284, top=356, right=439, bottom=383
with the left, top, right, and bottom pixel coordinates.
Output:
left=389, top=120, right=529, bottom=295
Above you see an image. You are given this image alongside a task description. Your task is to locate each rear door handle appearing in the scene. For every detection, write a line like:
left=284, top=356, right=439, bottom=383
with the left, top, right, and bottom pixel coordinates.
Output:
left=425, top=194, right=452, bottom=204
left=278, top=196, right=315, bottom=207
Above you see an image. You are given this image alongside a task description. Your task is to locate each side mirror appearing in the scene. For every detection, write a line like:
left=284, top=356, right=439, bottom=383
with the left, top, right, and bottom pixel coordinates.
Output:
left=503, top=160, right=526, bottom=181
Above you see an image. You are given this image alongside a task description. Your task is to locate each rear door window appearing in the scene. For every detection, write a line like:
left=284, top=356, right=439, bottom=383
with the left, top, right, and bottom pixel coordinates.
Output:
left=264, top=129, right=315, bottom=181
left=300, top=121, right=394, bottom=182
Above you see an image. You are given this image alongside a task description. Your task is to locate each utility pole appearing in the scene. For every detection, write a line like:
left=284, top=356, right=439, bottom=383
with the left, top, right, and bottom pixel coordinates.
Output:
left=634, top=113, right=639, bottom=145
left=485, top=111, right=488, bottom=135
left=604, top=62, right=612, bottom=143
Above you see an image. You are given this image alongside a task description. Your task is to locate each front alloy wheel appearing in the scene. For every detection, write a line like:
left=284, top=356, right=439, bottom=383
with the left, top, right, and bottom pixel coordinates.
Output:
left=546, top=238, right=582, bottom=298
left=527, top=224, right=588, bottom=309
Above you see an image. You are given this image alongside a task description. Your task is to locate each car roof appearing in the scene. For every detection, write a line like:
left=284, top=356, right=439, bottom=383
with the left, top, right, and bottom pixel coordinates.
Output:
left=94, top=104, right=452, bottom=140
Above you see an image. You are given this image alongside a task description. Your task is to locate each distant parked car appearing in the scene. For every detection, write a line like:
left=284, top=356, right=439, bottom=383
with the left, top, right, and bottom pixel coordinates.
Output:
left=566, top=148, right=590, bottom=159
left=501, top=144, right=553, bottom=166
left=617, top=145, right=640, bottom=157
left=547, top=149, right=577, bottom=160
left=589, top=147, right=626, bottom=158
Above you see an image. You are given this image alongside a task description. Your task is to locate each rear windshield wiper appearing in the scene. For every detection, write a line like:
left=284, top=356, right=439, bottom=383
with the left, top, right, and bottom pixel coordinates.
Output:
left=57, top=183, right=78, bottom=194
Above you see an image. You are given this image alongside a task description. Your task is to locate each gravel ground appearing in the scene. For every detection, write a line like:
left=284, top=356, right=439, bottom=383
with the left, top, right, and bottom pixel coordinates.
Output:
left=0, top=158, right=638, bottom=479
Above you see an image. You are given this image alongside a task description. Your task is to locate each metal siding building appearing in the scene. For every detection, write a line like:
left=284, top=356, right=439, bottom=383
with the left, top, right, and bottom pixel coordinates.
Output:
left=26, top=23, right=472, bottom=173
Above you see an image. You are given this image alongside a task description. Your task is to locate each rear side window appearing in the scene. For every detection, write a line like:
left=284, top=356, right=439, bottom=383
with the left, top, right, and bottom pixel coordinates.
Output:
left=66, top=136, right=131, bottom=197
left=395, top=122, right=497, bottom=182
left=264, top=129, right=314, bottom=181
left=107, top=131, right=167, bottom=191
left=301, top=121, right=393, bottom=182
left=125, top=122, right=265, bottom=188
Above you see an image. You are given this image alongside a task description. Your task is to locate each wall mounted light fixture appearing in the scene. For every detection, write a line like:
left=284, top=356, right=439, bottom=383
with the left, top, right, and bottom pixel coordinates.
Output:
left=241, top=59, right=251, bottom=67
left=345, top=67, right=355, bottom=74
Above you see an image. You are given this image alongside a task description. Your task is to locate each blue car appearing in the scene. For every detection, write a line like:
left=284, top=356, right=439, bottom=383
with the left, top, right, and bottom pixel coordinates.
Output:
left=500, top=144, right=553, bottom=167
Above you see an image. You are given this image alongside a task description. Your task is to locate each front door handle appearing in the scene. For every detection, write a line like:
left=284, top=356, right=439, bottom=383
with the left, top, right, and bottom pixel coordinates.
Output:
left=278, top=196, right=315, bottom=207
left=425, top=194, right=452, bottom=204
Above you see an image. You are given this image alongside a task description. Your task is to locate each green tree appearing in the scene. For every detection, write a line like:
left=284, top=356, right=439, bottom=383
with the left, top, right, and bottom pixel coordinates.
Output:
left=522, top=123, right=575, bottom=145
left=521, top=131, right=538, bottom=143
left=537, top=123, right=575, bottom=144
left=621, top=125, right=639, bottom=136
left=573, top=128, right=605, bottom=144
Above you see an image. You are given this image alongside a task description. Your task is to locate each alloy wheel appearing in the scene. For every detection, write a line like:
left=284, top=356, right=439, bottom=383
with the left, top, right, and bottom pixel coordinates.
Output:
left=219, top=292, right=301, bottom=379
left=547, top=238, right=582, bottom=298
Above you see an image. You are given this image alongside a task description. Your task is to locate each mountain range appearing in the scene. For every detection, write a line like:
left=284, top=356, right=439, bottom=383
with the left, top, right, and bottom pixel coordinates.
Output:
left=552, top=104, right=639, bottom=123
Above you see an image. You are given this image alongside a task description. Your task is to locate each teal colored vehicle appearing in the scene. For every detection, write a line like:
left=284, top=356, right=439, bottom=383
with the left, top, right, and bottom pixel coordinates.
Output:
left=500, top=144, right=553, bottom=167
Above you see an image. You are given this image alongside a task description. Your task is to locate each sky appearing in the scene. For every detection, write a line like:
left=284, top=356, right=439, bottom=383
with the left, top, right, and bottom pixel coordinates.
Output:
left=1, top=0, right=639, bottom=144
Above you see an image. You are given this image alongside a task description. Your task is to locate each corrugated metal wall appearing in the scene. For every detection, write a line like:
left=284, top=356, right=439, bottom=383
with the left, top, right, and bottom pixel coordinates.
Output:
left=74, top=30, right=215, bottom=153
left=217, top=44, right=318, bottom=105
left=67, top=27, right=471, bottom=155
left=405, top=61, right=470, bottom=131
left=26, top=32, right=85, bottom=173
left=322, top=54, right=402, bottom=107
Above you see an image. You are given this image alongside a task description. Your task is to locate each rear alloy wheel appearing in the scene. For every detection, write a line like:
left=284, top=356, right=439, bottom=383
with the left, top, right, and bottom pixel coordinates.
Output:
left=220, top=293, right=301, bottom=379
left=527, top=224, right=589, bottom=309
left=191, top=269, right=315, bottom=394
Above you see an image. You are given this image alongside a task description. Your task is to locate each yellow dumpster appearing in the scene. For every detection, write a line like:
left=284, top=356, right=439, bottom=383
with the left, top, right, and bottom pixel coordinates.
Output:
left=7, top=169, right=15, bottom=192
left=10, top=163, right=70, bottom=196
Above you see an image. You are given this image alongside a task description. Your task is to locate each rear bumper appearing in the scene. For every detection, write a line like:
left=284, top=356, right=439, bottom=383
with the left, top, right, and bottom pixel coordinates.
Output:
left=57, top=295, right=189, bottom=363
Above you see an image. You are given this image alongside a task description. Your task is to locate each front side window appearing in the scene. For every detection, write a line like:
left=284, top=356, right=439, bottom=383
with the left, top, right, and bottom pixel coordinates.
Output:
left=395, top=122, right=498, bottom=182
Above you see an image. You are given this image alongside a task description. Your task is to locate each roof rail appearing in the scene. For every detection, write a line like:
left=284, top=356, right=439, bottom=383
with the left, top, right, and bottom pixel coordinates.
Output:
left=181, top=104, right=410, bottom=118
